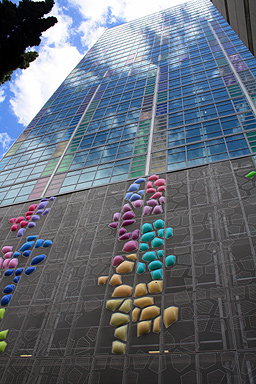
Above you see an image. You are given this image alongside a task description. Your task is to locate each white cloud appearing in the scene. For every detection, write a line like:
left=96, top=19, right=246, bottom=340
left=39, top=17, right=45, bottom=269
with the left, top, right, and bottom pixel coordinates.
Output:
left=0, top=133, right=13, bottom=158
left=0, top=88, right=5, bottom=104
left=70, top=0, right=193, bottom=46
left=9, top=0, right=193, bottom=126
left=9, top=1, right=83, bottom=126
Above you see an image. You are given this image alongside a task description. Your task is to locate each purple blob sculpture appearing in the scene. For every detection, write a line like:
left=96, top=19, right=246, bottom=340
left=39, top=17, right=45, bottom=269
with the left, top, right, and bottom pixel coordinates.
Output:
left=153, top=205, right=163, bottom=214
left=119, top=233, right=131, bottom=241
left=122, top=204, right=131, bottom=212
left=119, top=228, right=127, bottom=236
left=121, top=219, right=135, bottom=227
left=28, top=222, right=36, bottom=228
left=132, top=200, right=143, bottom=208
left=109, top=222, right=118, bottom=229
left=113, top=255, right=124, bottom=267
left=147, top=199, right=158, bottom=206
left=113, top=213, right=120, bottom=221
left=32, top=215, right=40, bottom=222
left=123, top=241, right=138, bottom=253
left=159, top=196, right=165, bottom=204
left=17, top=228, right=25, bottom=237
left=132, top=229, right=140, bottom=240
left=143, top=206, right=152, bottom=216
left=37, top=201, right=49, bottom=210
left=122, top=211, right=135, bottom=220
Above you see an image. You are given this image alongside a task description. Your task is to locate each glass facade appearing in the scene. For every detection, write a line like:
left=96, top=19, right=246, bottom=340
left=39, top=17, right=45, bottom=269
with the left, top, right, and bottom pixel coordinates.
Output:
left=0, top=0, right=256, bottom=206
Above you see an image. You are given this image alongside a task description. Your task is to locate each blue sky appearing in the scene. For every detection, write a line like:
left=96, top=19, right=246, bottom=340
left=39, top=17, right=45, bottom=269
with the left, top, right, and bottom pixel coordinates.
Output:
left=0, top=0, right=190, bottom=159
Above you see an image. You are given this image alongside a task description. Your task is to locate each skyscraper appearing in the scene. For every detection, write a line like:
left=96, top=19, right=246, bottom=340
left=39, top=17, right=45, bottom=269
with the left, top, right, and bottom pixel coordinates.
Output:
left=0, top=0, right=256, bottom=382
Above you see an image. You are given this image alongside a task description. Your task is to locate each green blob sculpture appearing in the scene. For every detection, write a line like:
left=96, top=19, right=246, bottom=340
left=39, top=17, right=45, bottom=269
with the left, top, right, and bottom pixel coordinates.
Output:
left=141, top=231, right=155, bottom=243
left=153, top=219, right=164, bottom=229
left=152, top=237, right=164, bottom=248
left=114, top=325, right=128, bottom=341
left=119, top=299, right=132, bottom=313
left=142, top=251, right=157, bottom=262
left=112, top=340, right=126, bottom=354
left=110, top=313, right=129, bottom=327
left=0, top=309, right=5, bottom=320
left=106, top=300, right=123, bottom=311
left=0, top=330, right=8, bottom=340
left=0, top=341, right=7, bottom=354
left=142, top=223, right=153, bottom=234
left=246, top=171, right=256, bottom=178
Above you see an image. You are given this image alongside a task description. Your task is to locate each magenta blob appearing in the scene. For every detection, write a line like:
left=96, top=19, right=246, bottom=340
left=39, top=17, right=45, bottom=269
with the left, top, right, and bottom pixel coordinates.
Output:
left=143, top=206, right=152, bottom=216
left=9, top=218, right=16, bottom=224
left=122, top=211, right=135, bottom=220
left=118, top=228, right=127, bottom=236
left=11, top=224, right=18, bottom=232
left=148, top=175, right=159, bottom=181
left=16, top=216, right=25, bottom=224
left=113, top=213, right=120, bottom=221
left=20, top=220, right=28, bottom=228
left=159, top=196, right=165, bottom=204
left=109, top=222, right=118, bottom=229
left=3, top=252, right=13, bottom=259
left=146, top=188, right=156, bottom=194
left=113, top=255, right=124, bottom=267
left=17, top=228, right=25, bottom=237
left=29, top=204, right=37, bottom=211
left=121, top=219, right=135, bottom=227
left=122, top=241, right=138, bottom=253
left=2, top=246, right=13, bottom=254
left=26, top=211, right=34, bottom=216
left=154, top=178, right=166, bottom=186
left=153, top=205, right=163, bottom=214
left=146, top=181, right=153, bottom=188
left=158, top=186, right=166, bottom=192
left=119, top=233, right=131, bottom=241
left=151, top=192, right=162, bottom=199
left=147, top=199, right=158, bottom=207
left=132, top=229, right=140, bottom=240
left=9, top=259, right=18, bottom=268
left=132, top=200, right=143, bottom=208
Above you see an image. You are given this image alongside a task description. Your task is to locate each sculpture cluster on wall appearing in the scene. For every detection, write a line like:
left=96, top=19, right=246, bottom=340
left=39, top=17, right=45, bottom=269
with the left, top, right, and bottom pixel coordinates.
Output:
left=99, top=175, right=178, bottom=354
left=0, top=197, right=56, bottom=353
left=9, top=197, right=55, bottom=237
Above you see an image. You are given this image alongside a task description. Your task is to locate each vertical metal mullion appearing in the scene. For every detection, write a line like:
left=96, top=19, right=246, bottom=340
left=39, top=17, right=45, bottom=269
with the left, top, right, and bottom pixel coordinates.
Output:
left=145, top=67, right=160, bottom=176
left=209, top=22, right=256, bottom=117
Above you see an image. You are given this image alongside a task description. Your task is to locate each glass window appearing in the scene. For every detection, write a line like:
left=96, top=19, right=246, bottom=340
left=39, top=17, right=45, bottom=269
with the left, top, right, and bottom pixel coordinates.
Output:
left=203, top=120, right=222, bottom=138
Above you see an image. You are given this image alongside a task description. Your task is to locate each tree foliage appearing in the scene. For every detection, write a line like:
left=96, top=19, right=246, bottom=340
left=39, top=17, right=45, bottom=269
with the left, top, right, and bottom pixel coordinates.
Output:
left=0, top=0, right=57, bottom=85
